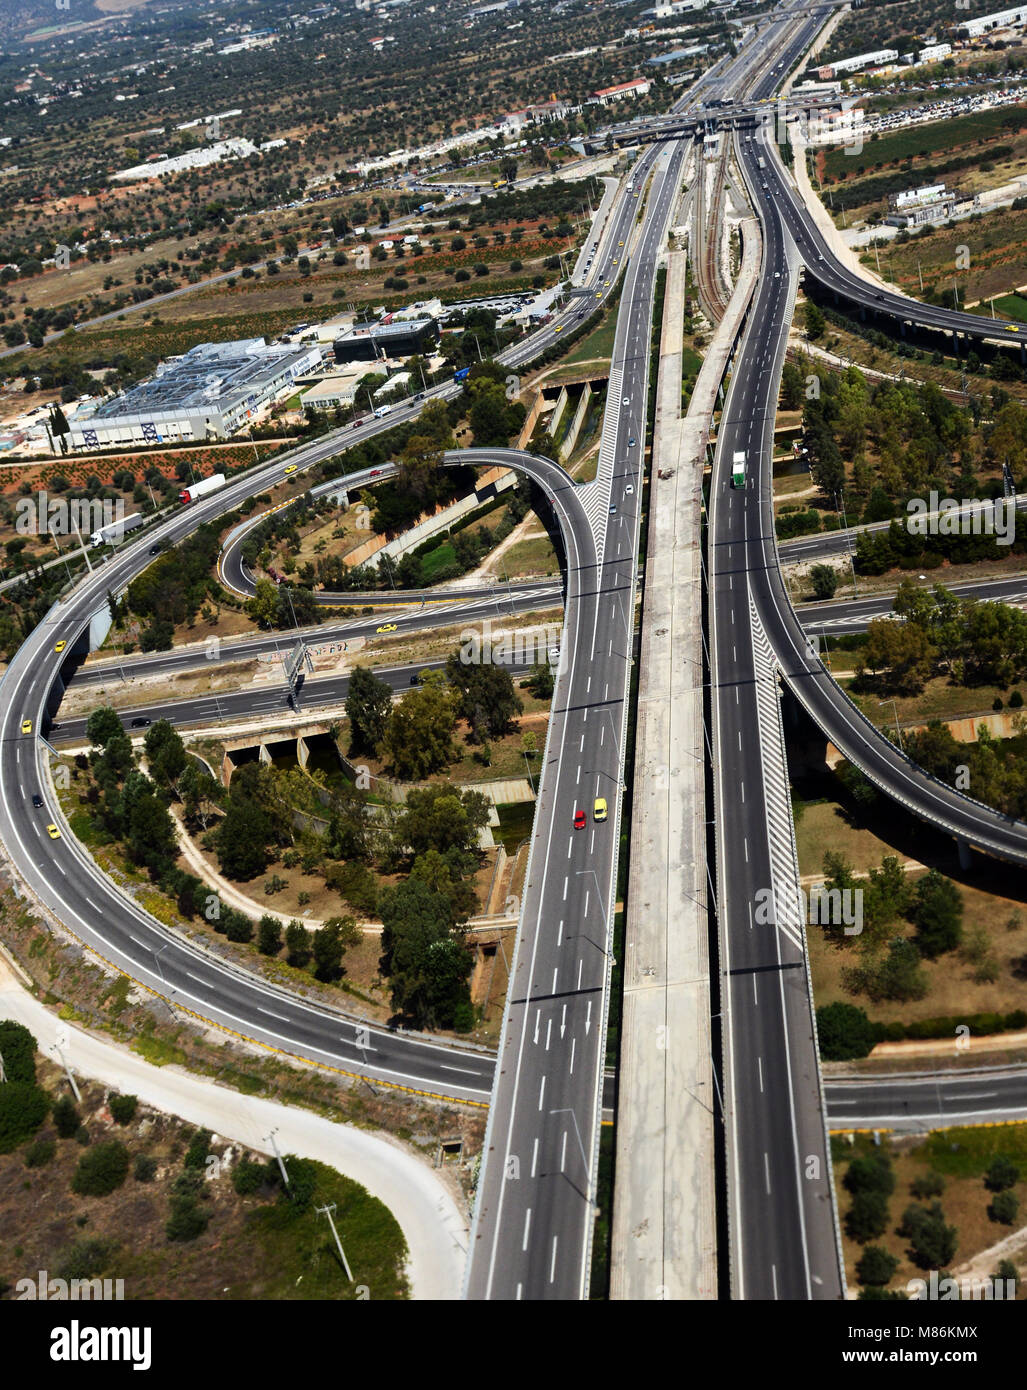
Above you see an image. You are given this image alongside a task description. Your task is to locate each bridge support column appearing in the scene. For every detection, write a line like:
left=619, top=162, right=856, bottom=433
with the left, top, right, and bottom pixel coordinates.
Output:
left=952, top=329, right=960, bottom=358
left=1021, top=342, right=1025, bottom=367
left=955, top=837, right=972, bottom=871
left=859, top=306, right=866, bottom=322
left=900, top=320, right=906, bottom=338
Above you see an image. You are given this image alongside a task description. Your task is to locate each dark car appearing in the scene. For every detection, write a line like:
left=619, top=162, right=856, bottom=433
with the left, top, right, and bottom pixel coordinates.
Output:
left=130, top=717, right=152, bottom=728
left=31, top=794, right=43, bottom=809
left=148, top=545, right=161, bottom=556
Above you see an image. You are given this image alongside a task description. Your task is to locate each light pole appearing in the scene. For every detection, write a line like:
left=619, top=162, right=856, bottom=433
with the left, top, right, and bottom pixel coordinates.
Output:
left=879, top=698, right=903, bottom=749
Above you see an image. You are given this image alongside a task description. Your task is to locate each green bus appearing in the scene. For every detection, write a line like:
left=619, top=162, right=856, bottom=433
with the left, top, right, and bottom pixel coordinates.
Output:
left=732, top=450, right=746, bottom=488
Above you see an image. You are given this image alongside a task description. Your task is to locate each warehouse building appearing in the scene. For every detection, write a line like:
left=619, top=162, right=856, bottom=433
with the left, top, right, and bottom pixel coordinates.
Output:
left=331, top=317, right=439, bottom=364
left=68, top=338, right=321, bottom=450
left=958, top=5, right=1027, bottom=38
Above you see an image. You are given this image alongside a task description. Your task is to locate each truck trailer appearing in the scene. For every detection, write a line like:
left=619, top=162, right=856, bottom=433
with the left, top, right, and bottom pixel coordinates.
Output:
left=90, top=511, right=144, bottom=548
left=179, top=472, right=227, bottom=504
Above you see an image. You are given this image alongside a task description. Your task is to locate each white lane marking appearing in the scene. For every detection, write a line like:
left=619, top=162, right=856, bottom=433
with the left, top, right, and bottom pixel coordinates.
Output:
left=758, top=1056, right=764, bottom=1092
left=538, top=1076, right=546, bottom=1112
left=531, top=1136, right=539, bottom=1177
left=549, top=1236, right=559, bottom=1284
left=569, top=1037, right=576, bottom=1075
left=522, top=1208, right=532, bottom=1251
left=764, top=1152, right=771, bottom=1195
left=560, top=1130, right=568, bottom=1172
left=545, top=1018, right=552, bottom=1051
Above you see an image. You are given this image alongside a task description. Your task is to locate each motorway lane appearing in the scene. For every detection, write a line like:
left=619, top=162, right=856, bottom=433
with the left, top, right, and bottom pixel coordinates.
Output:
left=736, top=124, right=1027, bottom=866
left=67, top=582, right=562, bottom=688
left=778, top=495, right=1027, bottom=565
left=0, top=450, right=585, bottom=1113
left=796, top=574, right=1027, bottom=637
left=709, top=204, right=842, bottom=1298
left=52, top=651, right=541, bottom=743
left=465, top=143, right=688, bottom=1300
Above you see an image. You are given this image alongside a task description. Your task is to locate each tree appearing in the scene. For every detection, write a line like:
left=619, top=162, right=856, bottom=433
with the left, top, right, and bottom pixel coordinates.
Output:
left=285, top=920, right=311, bottom=968
left=844, top=1155, right=895, bottom=1199
left=257, top=915, right=282, bottom=956
left=804, top=301, right=826, bottom=340
left=780, top=361, right=805, bottom=410
left=217, top=796, right=271, bottom=880
left=180, top=763, right=224, bottom=829
left=445, top=650, right=522, bottom=741
left=984, top=1155, right=1020, bottom=1192
left=124, top=785, right=177, bottom=873
left=809, top=564, right=838, bottom=600
left=856, top=1246, right=899, bottom=1287
left=72, top=1140, right=131, bottom=1196
left=247, top=577, right=280, bottom=627
left=379, top=677, right=459, bottom=779
left=311, top=917, right=356, bottom=982
left=911, top=870, right=963, bottom=959
left=526, top=661, right=554, bottom=699
left=0, top=1081, right=48, bottom=1152
left=378, top=878, right=472, bottom=1028
left=143, top=720, right=187, bottom=790
left=166, top=1194, right=210, bottom=1241
left=86, top=706, right=123, bottom=748
left=859, top=618, right=934, bottom=696
left=900, top=1202, right=958, bottom=1269
left=816, top=1002, right=875, bottom=1061
left=345, top=664, right=393, bottom=754
left=845, top=1190, right=889, bottom=1244
left=0, top=1020, right=37, bottom=1084
left=990, top=1190, right=1019, bottom=1225
left=393, top=784, right=490, bottom=861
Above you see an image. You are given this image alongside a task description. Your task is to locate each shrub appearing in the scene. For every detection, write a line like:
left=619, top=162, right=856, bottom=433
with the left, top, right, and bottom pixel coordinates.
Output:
left=52, top=1094, right=80, bottom=1139
left=71, top=1140, right=130, bottom=1197
left=844, top=1155, right=895, bottom=1198
left=845, top=1190, right=889, bottom=1244
left=24, top=1137, right=56, bottom=1169
left=184, top=1128, right=212, bottom=1170
left=0, top=1082, right=49, bottom=1152
left=910, top=1171, right=945, bottom=1200
left=232, top=1157, right=268, bottom=1196
left=985, top=1155, right=1020, bottom=1192
left=133, top=1154, right=157, bottom=1183
left=856, top=1245, right=899, bottom=1287
left=817, top=1002, right=874, bottom=1060
left=57, top=1238, right=117, bottom=1281
left=990, top=1190, right=1019, bottom=1225
left=166, top=1194, right=209, bottom=1242
left=108, top=1094, right=138, bottom=1125
left=0, top=1021, right=37, bottom=1083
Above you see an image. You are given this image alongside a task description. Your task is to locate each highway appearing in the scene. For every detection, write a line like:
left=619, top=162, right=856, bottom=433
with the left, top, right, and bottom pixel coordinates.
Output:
left=68, top=581, right=562, bottom=687
left=730, top=118, right=1027, bottom=867
left=465, top=141, right=688, bottom=1301
left=0, top=448, right=593, bottom=1115
left=708, top=157, right=842, bottom=1301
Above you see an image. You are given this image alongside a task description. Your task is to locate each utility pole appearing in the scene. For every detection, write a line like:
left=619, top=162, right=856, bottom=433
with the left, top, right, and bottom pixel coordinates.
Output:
left=52, top=1042, right=82, bottom=1103
left=316, top=1202, right=354, bottom=1282
left=70, top=514, right=93, bottom=574
left=0, top=1050, right=6, bottom=1083
left=265, top=1128, right=289, bottom=1187
left=916, top=258, right=924, bottom=294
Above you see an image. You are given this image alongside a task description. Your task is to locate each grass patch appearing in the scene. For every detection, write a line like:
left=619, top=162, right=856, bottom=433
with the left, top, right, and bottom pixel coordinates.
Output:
left=493, top=800, right=536, bottom=852
left=246, top=1158, right=408, bottom=1299
left=131, top=1034, right=188, bottom=1068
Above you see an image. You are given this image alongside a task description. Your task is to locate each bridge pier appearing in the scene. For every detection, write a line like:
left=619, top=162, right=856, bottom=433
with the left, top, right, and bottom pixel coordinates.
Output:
left=1021, top=341, right=1025, bottom=367
left=955, top=837, right=972, bottom=872
left=900, top=320, right=906, bottom=338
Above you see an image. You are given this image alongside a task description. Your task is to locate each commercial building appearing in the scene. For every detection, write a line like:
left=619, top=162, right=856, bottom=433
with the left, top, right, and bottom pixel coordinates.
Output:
left=917, top=42, right=952, bottom=63
left=889, top=183, right=948, bottom=211
left=816, top=48, right=898, bottom=79
left=958, top=5, right=1027, bottom=38
left=331, top=317, right=439, bottom=364
left=68, top=338, right=321, bottom=450
left=591, top=79, right=652, bottom=104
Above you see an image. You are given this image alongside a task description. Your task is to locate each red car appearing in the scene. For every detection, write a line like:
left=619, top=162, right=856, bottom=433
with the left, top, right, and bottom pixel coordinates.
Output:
left=573, top=809, right=586, bottom=830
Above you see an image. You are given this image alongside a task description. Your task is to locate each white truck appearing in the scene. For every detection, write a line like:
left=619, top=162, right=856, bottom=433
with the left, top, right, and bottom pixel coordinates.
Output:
left=372, top=404, right=393, bottom=419
left=179, top=472, right=227, bottom=504
left=90, top=512, right=144, bottom=548
left=732, top=451, right=746, bottom=489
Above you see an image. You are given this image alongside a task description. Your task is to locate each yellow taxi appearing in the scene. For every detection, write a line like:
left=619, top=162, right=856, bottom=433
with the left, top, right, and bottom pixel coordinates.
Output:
left=284, top=464, right=298, bottom=474
left=554, top=325, right=562, bottom=333
left=376, top=622, right=398, bottom=634
left=21, top=718, right=32, bottom=735
left=46, top=824, right=61, bottom=840
left=593, top=797, right=608, bottom=823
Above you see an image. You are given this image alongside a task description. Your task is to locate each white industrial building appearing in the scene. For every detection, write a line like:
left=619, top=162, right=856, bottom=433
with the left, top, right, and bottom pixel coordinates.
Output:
left=958, top=5, right=1027, bottom=38
left=824, top=48, right=898, bottom=75
left=69, top=338, right=321, bottom=450
left=917, top=42, right=952, bottom=63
